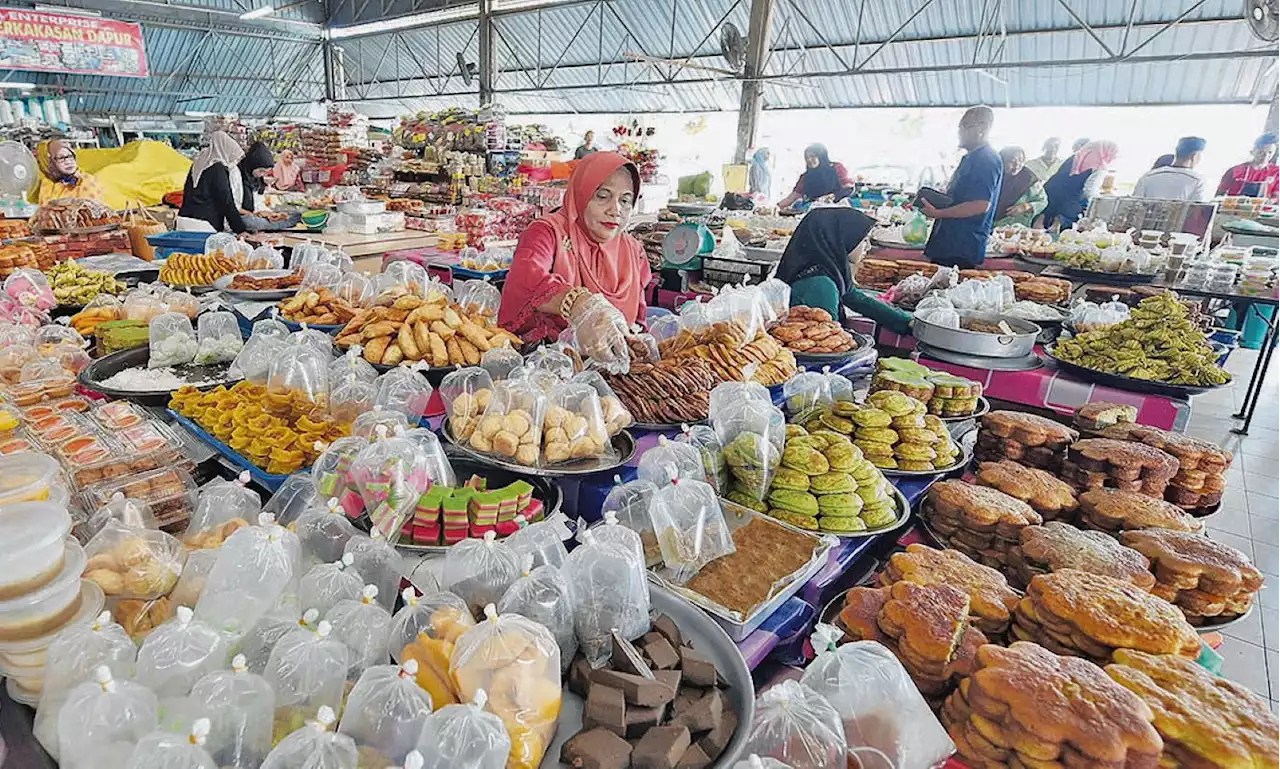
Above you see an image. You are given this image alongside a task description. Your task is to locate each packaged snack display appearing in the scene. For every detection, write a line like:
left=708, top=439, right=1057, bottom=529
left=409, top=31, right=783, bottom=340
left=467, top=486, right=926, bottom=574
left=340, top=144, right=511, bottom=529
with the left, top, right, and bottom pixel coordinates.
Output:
left=0, top=451, right=58, bottom=505
left=187, top=655, right=277, bottom=769
left=348, top=431, right=434, bottom=539
left=81, top=466, right=198, bottom=531
left=313, top=436, right=371, bottom=509
left=294, top=499, right=360, bottom=569
left=83, top=519, right=185, bottom=599
left=542, top=382, right=614, bottom=464
left=344, top=533, right=402, bottom=612
left=148, top=312, right=198, bottom=368
left=496, top=562, right=577, bottom=671
left=397, top=595, right=474, bottom=708
left=0, top=500, right=71, bottom=599
left=563, top=530, right=650, bottom=665
left=637, top=436, right=705, bottom=487
left=398, top=427, right=457, bottom=489
left=467, top=378, right=545, bottom=467
left=124, top=718, right=218, bottom=769
left=350, top=408, right=410, bottom=440
left=330, top=377, right=376, bottom=424
left=334, top=272, right=374, bottom=309
left=323, top=584, right=393, bottom=679
left=267, top=344, right=331, bottom=415
left=387, top=587, right=473, bottom=664
left=783, top=371, right=832, bottom=415
left=449, top=606, right=562, bottom=769
left=134, top=606, right=230, bottom=698
left=600, top=477, right=660, bottom=566
left=479, top=347, right=523, bottom=381
left=196, top=514, right=301, bottom=638
left=336, top=661, right=433, bottom=765
left=440, top=367, right=493, bottom=441
left=374, top=366, right=434, bottom=421
left=648, top=479, right=736, bottom=584
left=265, top=622, right=351, bottom=743
left=299, top=554, right=364, bottom=617
left=745, top=680, right=848, bottom=769
left=453, top=279, right=501, bottom=319
left=183, top=473, right=261, bottom=550
left=193, top=311, right=244, bottom=365
left=677, top=423, right=729, bottom=494
left=261, top=706, right=359, bottom=769
left=569, top=370, right=632, bottom=435
left=588, top=510, right=648, bottom=581
left=413, top=691, right=511, bottom=769
left=709, top=381, right=771, bottom=417
left=58, top=666, right=160, bottom=769
left=504, top=513, right=570, bottom=571
left=241, top=608, right=318, bottom=676
left=442, top=531, right=522, bottom=614
left=717, top=401, right=786, bottom=505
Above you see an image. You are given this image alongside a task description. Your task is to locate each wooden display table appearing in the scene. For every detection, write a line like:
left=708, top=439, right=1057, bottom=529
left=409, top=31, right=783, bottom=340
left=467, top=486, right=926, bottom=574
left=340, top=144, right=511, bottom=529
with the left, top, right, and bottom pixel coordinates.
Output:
left=248, top=230, right=440, bottom=274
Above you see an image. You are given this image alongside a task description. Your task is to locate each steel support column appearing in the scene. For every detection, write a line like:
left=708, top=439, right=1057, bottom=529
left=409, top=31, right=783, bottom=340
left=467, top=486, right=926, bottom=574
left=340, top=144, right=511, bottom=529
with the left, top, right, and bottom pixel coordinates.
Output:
left=733, top=0, right=775, bottom=163
left=478, top=0, right=496, bottom=106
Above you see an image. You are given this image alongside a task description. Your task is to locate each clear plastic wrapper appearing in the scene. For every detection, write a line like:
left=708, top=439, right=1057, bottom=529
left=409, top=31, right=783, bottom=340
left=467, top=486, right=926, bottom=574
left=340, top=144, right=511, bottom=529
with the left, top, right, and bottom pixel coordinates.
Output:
left=330, top=377, right=376, bottom=423
left=229, top=330, right=287, bottom=384
left=329, top=345, right=379, bottom=388
left=600, top=476, right=660, bottom=566
left=496, top=561, right=577, bottom=671
left=823, top=367, right=854, bottom=405
left=648, top=479, right=735, bottom=584
left=196, top=514, right=301, bottom=638
left=58, top=666, right=159, bottom=769
left=34, top=323, right=84, bottom=353
left=783, top=371, right=831, bottom=415
left=148, top=312, right=198, bottom=368
left=570, top=370, right=632, bottom=435
left=265, top=621, right=350, bottom=739
left=299, top=263, right=343, bottom=291
left=164, top=289, right=200, bottom=320
left=351, top=408, right=409, bottom=441
left=716, top=401, right=785, bottom=504
left=568, top=294, right=631, bottom=374
left=313, top=437, right=372, bottom=513
left=323, top=584, right=393, bottom=680
left=0, top=341, right=36, bottom=383
left=265, top=344, right=330, bottom=415
left=349, top=432, right=433, bottom=540
left=237, top=605, right=316, bottom=675
left=194, top=310, right=244, bottom=365
left=291, top=324, right=335, bottom=359
left=441, top=531, right=521, bottom=614
left=800, top=631, right=953, bottom=769
left=440, top=366, right=493, bottom=441
left=648, top=312, right=683, bottom=348
left=295, top=498, right=360, bottom=569
left=449, top=606, right=561, bottom=769
left=637, top=435, right=705, bottom=487
left=83, top=492, right=160, bottom=541
left=453, top=279, right=502, bottom=319
left=525, top=346, right=574, bottom=383
left=468, top=378, right=545, bottom=467
left=387, top=587, right=474, bottom=663
left=166, top=547, right=218, bottom=623
left=265, top=473, right=319, bottom=528
left=479, top=346, right=523, bottom=381
left=543, top=381, right=613, bottom=464
left=334, top=272, right=374, bottom=309
left=376, top=261, right=430, bottom=300
left=759, top=277, right=792, bottom=322
left=300, top=553, right=364, bottom=616
left=413, top=691, right=510, bottom=769
left=83, top=518, right=186, bottom=600
left=396, top=591, right=472, bottom=708
left=135, top=606, right=231, bottom=699
left=677, top=424, right=729, bottom=494
left=374, top=366, right=434, bottom=421
left=125, top=718, right=217, bottom=769
left=399, top=427, right=457, bottom=488
left=247, top=244, right=284, bottom=270
left=709, top=380, right=771, bottom=418
left=745, top=679, right=848, bottom=769
left=588, top=511, right=649, bottom=580
left=261, top=706, right=358, bottom=769
left=503, top=513, right=570, bottom=571
left=336, top=661, right=433, bottom=765
left=564, top=529, right=650, bottom=665
left=344, top=533, right=402, bottom=612
left=184, top=472, right=260, bottom=550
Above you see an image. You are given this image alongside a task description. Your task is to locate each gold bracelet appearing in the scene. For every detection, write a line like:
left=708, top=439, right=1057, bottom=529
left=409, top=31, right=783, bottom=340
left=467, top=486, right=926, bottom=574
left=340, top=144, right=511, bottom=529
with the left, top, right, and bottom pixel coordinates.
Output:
left=560, top=287, right=587, bottom=319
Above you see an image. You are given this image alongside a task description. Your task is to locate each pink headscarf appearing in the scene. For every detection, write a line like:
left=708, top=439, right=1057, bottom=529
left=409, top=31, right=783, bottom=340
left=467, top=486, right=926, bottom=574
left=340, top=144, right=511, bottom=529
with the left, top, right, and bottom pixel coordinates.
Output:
left=272, top=149, right=301, bottom=191
left=1071, top=140, right=1119, bottom=176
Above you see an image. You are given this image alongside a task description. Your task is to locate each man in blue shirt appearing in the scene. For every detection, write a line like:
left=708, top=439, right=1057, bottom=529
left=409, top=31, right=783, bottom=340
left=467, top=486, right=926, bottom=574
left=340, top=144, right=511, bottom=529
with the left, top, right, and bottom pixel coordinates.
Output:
left=920, top=105, right=1003, bottom=268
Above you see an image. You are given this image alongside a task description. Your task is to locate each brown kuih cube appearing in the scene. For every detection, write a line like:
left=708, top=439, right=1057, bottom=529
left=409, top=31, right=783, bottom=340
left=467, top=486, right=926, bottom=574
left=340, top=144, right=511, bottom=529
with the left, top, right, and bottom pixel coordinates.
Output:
left=633, top=725, right=692, bottom=769
left=561, top=728, right=634, bottom=769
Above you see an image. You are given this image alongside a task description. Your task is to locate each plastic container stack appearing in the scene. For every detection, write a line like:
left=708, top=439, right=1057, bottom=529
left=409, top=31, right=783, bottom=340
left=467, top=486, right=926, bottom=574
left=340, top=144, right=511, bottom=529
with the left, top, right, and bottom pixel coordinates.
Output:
left=0, top=453, right=104, bottom=705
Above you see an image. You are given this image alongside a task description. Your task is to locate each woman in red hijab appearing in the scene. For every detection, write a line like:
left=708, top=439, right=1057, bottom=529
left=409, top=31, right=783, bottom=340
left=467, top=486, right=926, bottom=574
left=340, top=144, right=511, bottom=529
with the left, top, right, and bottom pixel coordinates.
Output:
left=499, top=152, right=650, bottom=353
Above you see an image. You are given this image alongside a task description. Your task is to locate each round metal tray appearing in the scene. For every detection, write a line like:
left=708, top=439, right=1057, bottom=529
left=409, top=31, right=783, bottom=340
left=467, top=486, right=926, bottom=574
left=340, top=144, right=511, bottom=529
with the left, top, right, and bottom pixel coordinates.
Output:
left=938, top=395, right=991, bottom=424
left=1014, top=252, right=1061, bottom=267
left=78, top=345, right=242, bottom=407
left=820, top=484, right=913, bottom=539
left=789, top=331, right=877, bottom=367
left=1190, top=601, right=1255, bottom=634
left=213, top=269, right=300, bottom=300
left=1042, top=346, right=1233, bottom=398
left=631, top=421, right=703, bottom=433
left=1056, top=266, right=1160, bottom=284
left=442, top=419, right=637, bottom=477
left=34, top=222, right=121, bottom=236
left=916, top=341, right=1044, bottom=371
left=878, top=428, right=976, bottom=479
left=912, top=311, right=1041, bottom=360
left=871, top=236, right=926, bottom=250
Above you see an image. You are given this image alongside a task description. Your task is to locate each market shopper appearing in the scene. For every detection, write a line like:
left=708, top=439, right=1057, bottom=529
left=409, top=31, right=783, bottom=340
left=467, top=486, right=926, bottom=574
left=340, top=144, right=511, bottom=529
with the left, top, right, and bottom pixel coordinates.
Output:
left=1036, top=140, right=1118, bottom=229
left=1023, top=137, right=1062, bottom=183
left=1132, top=136, right=1208, bottom=201
left=776, top=143, right=854, bottom=209
left=993, top=146, right=1047, bottom=228
left=919, top=106, right=1003, bottom=269
left=271, top=148, right=303, bottom=191
left=239, top=141, right=275, bottom=210
left=749, top=148, right=773, bottom=201
left=32, top=139, right=106, bottom=204
left=774, top=206, right=875, bottom=318
left=176, top=131, right=257, bottom=233
left=498, top=151, right=650, bottom=346
left=1216, top=132, right=1279, bottom=199
left=574, top=130, right=597, bottom=160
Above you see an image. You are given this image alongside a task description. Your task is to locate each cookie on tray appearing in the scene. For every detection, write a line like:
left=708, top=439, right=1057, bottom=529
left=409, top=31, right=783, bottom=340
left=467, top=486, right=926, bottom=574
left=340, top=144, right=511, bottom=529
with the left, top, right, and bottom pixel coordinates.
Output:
left=980, top=411, right=1078, bottom=449
left=1073, top=402, right=1138, bottom=433
left=1100, top=423, right=1233, bottom=474
left=926, top=479, right=1043, bottom=537
left=881, top=543, right=1020, bottom=635
left=1068, top=438, right=1180, bottom=482
left=1078, top=488, right=1206, bottom=536
left=1012, top=522, right=1155, bottom=591
left=975, top=460, right=1078, bottom=521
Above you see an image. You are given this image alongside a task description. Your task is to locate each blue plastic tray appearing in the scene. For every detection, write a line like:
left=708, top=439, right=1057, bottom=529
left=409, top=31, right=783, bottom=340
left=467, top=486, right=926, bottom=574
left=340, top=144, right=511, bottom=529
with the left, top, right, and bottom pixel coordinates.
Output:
left=167, top=409, right=293, bottom=491
left=147, top=231, right=213, bottom=261
left=280, top=318, right=344, bottom=334
left=450, top=265, right=508, bottom=281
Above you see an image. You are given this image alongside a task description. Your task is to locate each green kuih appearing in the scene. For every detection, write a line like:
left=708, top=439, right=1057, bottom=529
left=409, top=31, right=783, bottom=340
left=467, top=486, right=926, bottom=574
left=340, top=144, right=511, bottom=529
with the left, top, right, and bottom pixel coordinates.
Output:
left=771, top=467, right=811, bottom=492
left=770, top=509, right=819, bottom=530
left=767, top=488, right=819, bottom=516
left=810, top=472, right=857, bottom=494
left=781, top=444, right=829, bottom=476
left=820, top=515, right=867, bottom=533
left=816, top=492, right=863, bottom=516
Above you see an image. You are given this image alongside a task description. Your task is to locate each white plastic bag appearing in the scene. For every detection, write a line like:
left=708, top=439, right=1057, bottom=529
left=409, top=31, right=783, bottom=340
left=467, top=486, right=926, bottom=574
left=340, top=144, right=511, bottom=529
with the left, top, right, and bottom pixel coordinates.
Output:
left=637, top=435, right=705, bottom=487
left=648, top=479, right=735, bottom=584
left=264, top=621, right=350, bottom=738
left=295, top=498, right=360, bottom=569
left=148, top=312, right=198, bottom=368
left=124, top=719, right=217, bottom=769
left=135, top=606, right=231, bottom=699
left=745, top=680, right=848, bottom=769
left=194, top=310, right=244, bottom=365
left=239, top=607, right=318, bottom=676
left=588, top=510, right=647, bottom=577
left=677, top=424, right=730, bottom=494
left=197, top=514, right=301, bottom=638
left=600, top=476, right=660, bottom=567
left=496, top=560, right=578, bottom=671
left=564, top=529, right=650, bottom=665
left=344, top=533, right=403, bottom=612
left=374, top=366, right=435, bottom=421
left=387, top=587, right=474, bottom=663
left=413, top=691, right=510, bottom=769
left=324, top=584, right=393, bottom=679
left=337, top=661, right=433, bottom=765
left=58, top=667, right=159, bottom=769
left=261, top=706, right=358, bottom=769
left=185, top=472, right=261, bottom=550
left=503, top=512, right=570, bottom=571
left=299, top=554, right=365, bottom=616
left=441, top=530, right=522, bottom=614
left=188, top=654, right=276, bottom=769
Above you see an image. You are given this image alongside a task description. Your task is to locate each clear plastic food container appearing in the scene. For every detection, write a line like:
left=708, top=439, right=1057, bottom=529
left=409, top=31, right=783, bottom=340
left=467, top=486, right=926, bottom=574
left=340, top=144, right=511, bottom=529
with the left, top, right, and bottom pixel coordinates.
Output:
left=91, top=401, right=147, bottom=431
left=0, top=435, right=37, bottom=455
left=0, top=501, right=72, bottom=599
left=0, top=453, right=59, bottom=506
left=57, top=434, right=117, bottom=467
left=28, top=412, right=93, bottom=447
left=0, top=580, right=104, bottom=670
left=68, top=442, right=192, bottom=491
left=80, top=467, right=198, bottom=532
left=115, top=421, right=182, bottom=454
left=0, top=539, right=86, bottom=641
left=0, top=403, right=20, bottom=434
left=6, top=673, right=39, bottom=706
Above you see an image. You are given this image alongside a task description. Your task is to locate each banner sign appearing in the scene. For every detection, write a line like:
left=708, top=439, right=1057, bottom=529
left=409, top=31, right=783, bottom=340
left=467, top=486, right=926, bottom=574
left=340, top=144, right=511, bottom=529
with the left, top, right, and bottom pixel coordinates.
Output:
left=0, top=8, right=147, bottom=78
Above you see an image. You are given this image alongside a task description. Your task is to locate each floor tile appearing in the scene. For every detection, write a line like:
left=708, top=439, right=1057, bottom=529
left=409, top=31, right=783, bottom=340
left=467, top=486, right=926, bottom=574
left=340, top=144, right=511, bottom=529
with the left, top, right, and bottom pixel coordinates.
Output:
left=1209, top=529, right=1256, bottom=560
left=1223, top=606, right=1266, bottom=648
left=1209, top=505, right=1252, bottom=539
left=1260, top=574, right=1279, bottom=610
left=1246, top=492, right=1276, bottom=516
left=1218, top=638, right=1271, bottom=699
left=1256, top=543, right=1279, bottom=577
left=1245, top=473, right=1280, bottom=499
left=1250, top=513, right=1278, bottom=546
left=1241, top=452, right=1280, bottom=476
left=1262, top=605, right=1277, bottom=650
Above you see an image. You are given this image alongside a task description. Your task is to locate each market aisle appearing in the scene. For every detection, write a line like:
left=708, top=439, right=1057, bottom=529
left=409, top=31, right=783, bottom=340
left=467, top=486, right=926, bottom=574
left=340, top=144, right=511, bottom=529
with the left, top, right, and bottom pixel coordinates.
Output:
left=1182, top=347, right=1279, bottom=714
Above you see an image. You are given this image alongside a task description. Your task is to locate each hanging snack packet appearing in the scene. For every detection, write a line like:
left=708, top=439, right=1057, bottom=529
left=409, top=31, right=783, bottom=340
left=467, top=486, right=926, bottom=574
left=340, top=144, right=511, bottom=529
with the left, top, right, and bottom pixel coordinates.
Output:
left=637, top=435, right=705, bottom=487
left=247, top=244, right=284, bottom=270
left=83, top=518, right=186, bottom=599
left=188, top=654, right=276, bottom=769
left=399, top=427, right=457, bottom=488
left=453, top=279, right=502, bottom=319
left=184, top=473, right=261, bottom=551
left=324, top=584, right=393, bottom=680
left=823, top=366, right=854, bottom=405
left=344, top=533, right=403, bottom=612
left=525, top=346, right=575, bottom=383
left=350, top=407, right=409, bottom=440
left=329, top=345, right=379, bottom=388
left=135, top=606, right=231, bottom=699
left=570, top=370, right=633, bottom=436
left=496, top=560, right=578, bottom=671
left=441, top=531, right=522, bottom=614
left=229, top=328, right=287, bottom=384
left=543, top=381, right=614, bottom=464
left=709, top=380, right=771, bottom=418
left=58, top=666, right=159, bottom=769
left=716, top=400, right=785, bottom=505
left=196, top=514, right=301, bottom=639
left=648, top=479, right=736, bottom=584
left=413, top=691, right=510, bottom=769
left=387, top=587, right=474, bottom=663
left=148, top=312, right=198, bottom=368
left=336, top=661, right=433, bottom=766
left=312, top=436, right=370, bottom=513
left=504, top=513, right=570, bottom=571
left=374, top=366, right=434, bottom=421
left=335, top=272, right=374, bottom=309
left=677, top=423, right=729, bottom=493
left=783, top=371, right=832, bottom=416
left=331, top=377, right=376, bottom=424
left=194, top=311, right=244, bottom=365
left=266, top=343, right=330, bottom=416
left=348, top=431, right=433, bottom=540
left=467, top=377, right=545, bottom=467
left=265, top=622, right=351, bottom=742
left=397, top=590, right=474, bottom=708
left=479, top=346, right=523, bottom=381
left=124, top=718, right=217, bottom=769
left=449, top=606, right=562, bottom=769
left=563, top=530, right=650, bottom=665
left=261, top=706, right=358, bottom=769
left=600, top=476, right=660, bottom=567
left=744, top=680, right=848, bottom=769
left=440, top=366, right=493, bottom=441
left=299, top=554, right=364, bottom=616
left=295, top=498, right=360, bottom=569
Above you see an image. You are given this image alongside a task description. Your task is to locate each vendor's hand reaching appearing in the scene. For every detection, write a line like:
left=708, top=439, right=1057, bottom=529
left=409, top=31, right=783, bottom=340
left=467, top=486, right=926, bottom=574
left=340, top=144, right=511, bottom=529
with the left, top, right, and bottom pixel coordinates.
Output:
left=918, top=199, right=940, bottom=218
left=567, top=293, right=631, bottom=374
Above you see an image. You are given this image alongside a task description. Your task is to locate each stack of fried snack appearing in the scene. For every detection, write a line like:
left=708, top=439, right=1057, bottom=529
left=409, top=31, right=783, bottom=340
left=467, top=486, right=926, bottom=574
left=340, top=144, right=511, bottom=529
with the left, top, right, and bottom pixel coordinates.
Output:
left=942, top=642, right=1164, bottom=769
left=1105, top=649, right=1279, bottom=769
left=767, top=306, right=859, bottom=355
left=1015, top=569, right=1202, bottom=664
left=1012, top=275, right=1072, bottom=305
left=802, top=391, right=959, bottom=471
left=1077, top=487, right=1207, bottom=537
left=975, top=411, right=1078, bottom=471
left=158, top=252, right=242, bottom=287
left=921, top=480, right=1042, bottom=572
left=837, top=581, right=986, bottom=708
left=1008, top=521, right=1157, bottom=591
left=871, top=358, right=983, bottom=418
left=758, top=426, right=897, bottom=534
left=1119, top=528, right=1263, bottom=626
left=658, top=321, right=797, bottom=386
left=603, top=358, right=714, bottom=425
left=334, top=291, right=520, bottom=367
left=1072, top=401, right=1137, bottom=434
left=1061, top=438, right=1180, bottom=498
left=880, top=544, right=1021, bottom=639
left=974, top=460, right=1078, bottom=523
left=853, top=258, right=902, bottom=288
left=277, top=286, right=358, bottom=326
left=1099, top=422, right=1233, bottom=512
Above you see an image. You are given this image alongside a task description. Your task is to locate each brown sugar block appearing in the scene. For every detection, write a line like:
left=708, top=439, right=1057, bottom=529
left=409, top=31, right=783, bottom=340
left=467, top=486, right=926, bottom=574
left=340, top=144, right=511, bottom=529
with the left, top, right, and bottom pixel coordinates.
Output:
left=569, top=655, right=594, bottom=698
left=696, top=709, right=738, bottom=760
left=612, top=630, right=656, bottom=679
left=1118, top=528, right=1263, bottom=598
left=561, top=728, right=634, bottom=769
left=670, top=687, right=725, bottom=734
left=675, top=743, right=712, bottom=769
left=652, top=614, right=682, bottom=648
left=584, top=684, right=627, bottom=738
left=1018, top=521, right=1156, bottom=591
left=624, top=702, right=668, bottom=739
left=641, top=633, right=681, bottom=670
left=633, top=725, right=692, bottom=769
left=653, top=668, right=682, bottom=696
left=678, top=647, right=718, bottom=688
left=592, top=669, right=679, bottom=707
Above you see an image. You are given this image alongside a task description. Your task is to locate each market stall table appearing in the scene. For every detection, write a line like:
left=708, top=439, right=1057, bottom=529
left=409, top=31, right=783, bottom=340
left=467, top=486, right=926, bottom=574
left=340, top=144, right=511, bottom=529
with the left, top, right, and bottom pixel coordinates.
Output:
left=247, top=230, right=441, bottom=274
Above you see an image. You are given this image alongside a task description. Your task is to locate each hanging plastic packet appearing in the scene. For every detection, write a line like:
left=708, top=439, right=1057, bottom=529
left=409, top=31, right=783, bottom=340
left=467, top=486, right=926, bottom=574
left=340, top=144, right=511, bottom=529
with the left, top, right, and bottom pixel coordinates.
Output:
left=299, top=262, right=343, bottom=292
left=265, top=622, right=351, bottom=738
left=744, top=679, right=848, bottom=769
left=468, top=377, right=546, bottom=467
left=291, top=324, right=335, bottom=359
left=266, top=343, right=331, bottom=415
left=348, top=429, right=433, bottom=540
left=261, top=706, right=358, bottom=769
left=563, top=529, right=650, bottom=665
left=265, top=473, right=320, bottom=528
left=312, top=436, right=370, bottom=513
left=295, top=498, right=360, bottom=568
left=450, top=606, right=561, bottom=769
left=413, top=691, right=510, bottom=769
left=453, top=279, right=502, bottom=319
left=440, top=366, right=493, bottom=441
left=229, top=328, right=287, bottom=384
left=570, top=370, right=632, bottom=436
left=331, top=376, right=376, bottom=424
left=300, top=554, right=364, bottom=616
left=336, top=660, right=433, bottom=766
left=82, top=492, right=160, bottom=541
left=479, top=346, right=523, bottom=381
left=759, top=277, right=792, bottom=322
left=187, top=652, right=276, bottom=769
left=335, top=272, right=374, bottom=309
left=83, top=518, right=186, bottom=600
left=135, top=606, right=231, bottom=699
left=637, top=435, right=705, bottom=487
left=324, top=584, right=393, bottom=680
left=329, top=345, right=379, bottom=388
left=184, top=472, right=261, bottom=550
left=783, top=371, right=831, bottom=416
left=124, top=718, right=217, bottom=769
left=344, top=533, right=403, bottom=612
left=148, top=312, right=198, bottom=368
left=543, top=381, right=614, bottom=464
left=600, top=476, right=660, bottom=566
left=193, top=310, right=244, bottom=365
left=387, top=587, right=474, bottom=662
left=441, top=531, right=521, bottom=614
left=374, top=366, right=434, bottom=421
left=503, top=512, right=570, bottom=571
left=525, top=346, right=575, bottom=384
left=196, top=513, right=301, bottom=639
left=715, top=401, right=785, bottom=505
left=648, top=479, right=736, bottom=584
left=823, top=366, right=854, bottom=406
left=351, top=407, right=410, bottom=440
left=58, top=666, right=159, bottom=769
left=677, top=424, right=729, bottom=494
left=398, top=427, right=457, bottom=488
left=497, top=559, right=577, bottom=671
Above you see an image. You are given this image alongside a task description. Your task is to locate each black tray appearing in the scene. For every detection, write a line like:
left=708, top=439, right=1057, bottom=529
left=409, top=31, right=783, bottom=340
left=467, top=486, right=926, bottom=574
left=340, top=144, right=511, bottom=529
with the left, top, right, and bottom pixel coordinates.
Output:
left=78, top=345, right=242, bottom=407
left=790, top=331, right=877, bottom=367
left=1013, top=252, right=1060, bottom=267
left=1055, top=266, right=1159, bottom=284
left=1042, top=346, right=1232, bottom=398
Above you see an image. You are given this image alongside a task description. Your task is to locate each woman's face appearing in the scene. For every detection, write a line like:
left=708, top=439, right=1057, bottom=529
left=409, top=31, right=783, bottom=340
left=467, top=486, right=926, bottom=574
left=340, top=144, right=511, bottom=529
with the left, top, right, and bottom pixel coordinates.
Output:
left=1004, top=152, right=1025, bottom=175
left=281, top=150, right=295, bottom=164
left=50, top=144, right=76, bottom=177
left=804, top=151, right=819, bottom=169
left=582, top=167, right=635, bottom=243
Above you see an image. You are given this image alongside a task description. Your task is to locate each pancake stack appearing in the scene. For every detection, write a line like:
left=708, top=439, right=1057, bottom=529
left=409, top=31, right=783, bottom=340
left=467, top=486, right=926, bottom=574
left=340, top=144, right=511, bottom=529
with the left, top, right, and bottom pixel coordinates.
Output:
left=1014, top=569, right=1202, bottom=664
left=975, top=411, right=1079, bottom=471
left=1101, top=423, right=1233, bottom=513
left=1077, top=488, right=1207, bottom=537
left=1008, top=521, right=1157, bottom=592
left=921, top=480, right=1043, bottom=573
left=879, top=543, right=1022, bottom=639
left=974, top=460, right=1079, bottom=523
left=1119, top=528, right=1263, bottom=626
left=1061, top=438, right=1180, bottom=499
left=941, top=642, right=1163, bottom=769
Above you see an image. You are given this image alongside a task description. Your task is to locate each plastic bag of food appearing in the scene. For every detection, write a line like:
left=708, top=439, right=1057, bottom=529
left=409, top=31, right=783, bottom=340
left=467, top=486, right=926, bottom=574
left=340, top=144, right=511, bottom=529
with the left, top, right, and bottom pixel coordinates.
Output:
left=800, top=631, right=953, bottom=769
left=164, top=288, right=200, bottom=319
left=351, top=407, right=410, bottom=441
left=329, top=345, right=379, bottom=388
left=125, top=718, right=217, bottom=769
left=0, top=341, right=36, bottom=382
left=58, top=666, right=159, bottom=769
left=34, top=323, right=84, bottom=353
left=543, top=381, right=613, bottom=464
left=187, top=652, right=276, bottom=769
left=264, top=474, right=319, bottom=530
left=504, top=513, right=570, bottom=571
left=387, top=587, right=474, bottom=662
left=377, top=261, right=430, bottom=298
left=299, top=553, right=364, bottom=616
left=248, top=244, right=284, bottom=270
left=330, top=377, right=376, bottom=423
left=266, top=343, right=331, bottom=414
left=311, top=437, right=369, bottom=513
left=570, top=370, right=632, bottom=436
left=600, top=477, right=660, bottom=566
left=413, top=691, right=510, bottom=769
left=649, top=479, right=735, bottom=583
left=399, top=427, right=457, bottom=488
left=759, top=277, right=792, bottom=322
left=35, top=611, right=138, bottom=759
left=82, top=492, right=160, bottom=541
left=196, top=514, right=301, bottom=638
left=449, top=606, right=561, bottom=769
left=676, top=424, right=729, bottom=494
left=442, top=531, right=521, bottom=614
left=84, top=518, right=186, bottom=600
left=709, top=380, right=771, bottom=420
left=564, top=529, right=650, bottom=665
left=479, top=346, right=523, bottom=381
left=374, top=366, right=434, bottom=421
left=913, top=306, right=960, bottom=329
left=333, top=272, right=374, bottom=309
left=324, top=584, right=393, bottom=680
left=637, top=435, right=705, bottom=487
left=745, top=679, right=848, bottom=769
left=783, top=371, right=831, bottom=415
left=336, top=661, right=433, bottom=765
left=148, top=312, right=198, bottom=368
left=525, top=346, right=575, bottom=383
left=453, top=279, right=502, bottom=319
left=262, top=706, right=358, bottom=769
left=299, top=262, right=343, bottom=291
left=239, top=605, right=317, bottom=675
left=569, top=294, right=632, bottom=374
left=344, top=533, right=402, bottom=612
left=468, top=378, right=546, bottom=467
left=135, top=606, right=231, bottom=699
left=822, top=367, right=854, bottom=405
left=716, top=403, right=785, bottom=504
left=348, top=432, right=433, bottom=540
left=265, top=621, right=351, bottom=740
left=440, top=367, right=493, bottom=441
left=229, top=329, right=286, bottom=384
left=184, top=472, right=260, bottom=550
left=294, top=498, right=360, bottom=569
left=193, top=310, right=243, bottom=365
left=497, top=560, right=577, bottom=671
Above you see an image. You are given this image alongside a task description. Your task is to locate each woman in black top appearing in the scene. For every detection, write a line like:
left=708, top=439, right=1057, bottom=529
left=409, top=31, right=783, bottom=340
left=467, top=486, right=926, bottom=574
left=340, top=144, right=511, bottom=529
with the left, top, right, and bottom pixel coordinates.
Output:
left=239, top=141, right=274, bottom=204
left=177, top=131, right=258, bottom=233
